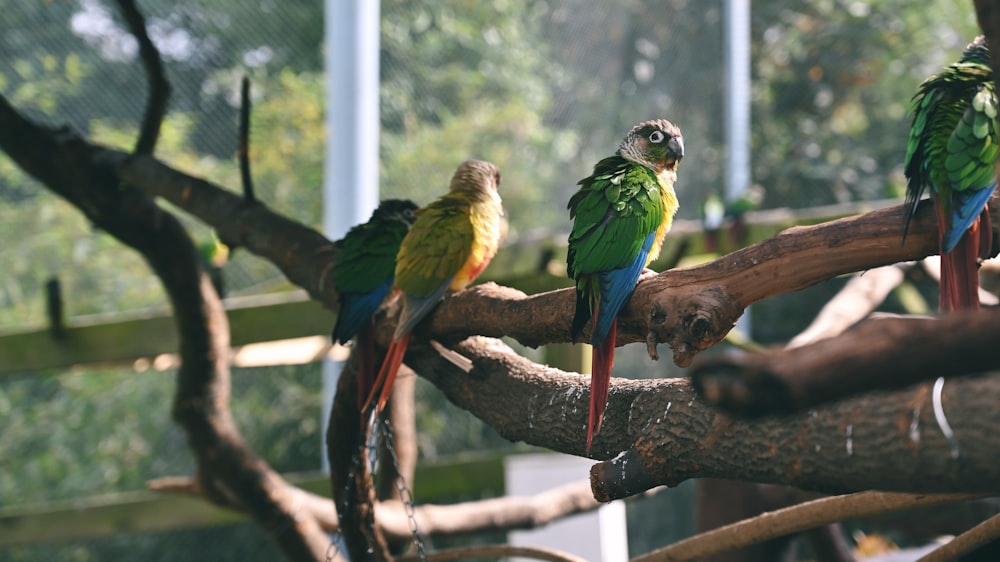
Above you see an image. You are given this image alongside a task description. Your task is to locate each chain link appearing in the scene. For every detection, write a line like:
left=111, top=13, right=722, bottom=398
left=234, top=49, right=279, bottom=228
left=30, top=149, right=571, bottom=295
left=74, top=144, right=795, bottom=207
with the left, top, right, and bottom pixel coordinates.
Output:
left=327, top=416, right=426, bottom=561
left=381, top=417, right=428, bottom=562
left=327, top=446, right=373, bottom=561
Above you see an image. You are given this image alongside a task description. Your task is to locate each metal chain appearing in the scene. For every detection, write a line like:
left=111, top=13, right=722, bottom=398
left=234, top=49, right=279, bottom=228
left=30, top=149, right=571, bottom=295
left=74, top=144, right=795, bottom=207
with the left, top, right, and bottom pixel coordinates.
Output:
left=327, top=446, right=372, bottom=561
left=381, top=417, right=428, bottom=562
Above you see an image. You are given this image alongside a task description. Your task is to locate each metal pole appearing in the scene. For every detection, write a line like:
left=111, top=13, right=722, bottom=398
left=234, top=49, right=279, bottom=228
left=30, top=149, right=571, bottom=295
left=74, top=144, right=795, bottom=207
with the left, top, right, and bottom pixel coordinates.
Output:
left=724, top=0, right=750, bottom=204
left=321, top=0, right=381, bottom=471
left=724, top=0, right=752, bottom=337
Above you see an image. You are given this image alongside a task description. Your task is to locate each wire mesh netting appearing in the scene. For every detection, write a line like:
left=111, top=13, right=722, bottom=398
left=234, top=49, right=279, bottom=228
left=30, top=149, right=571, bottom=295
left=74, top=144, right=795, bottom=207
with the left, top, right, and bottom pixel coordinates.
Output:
left=0, top=0, right=983, bottom=560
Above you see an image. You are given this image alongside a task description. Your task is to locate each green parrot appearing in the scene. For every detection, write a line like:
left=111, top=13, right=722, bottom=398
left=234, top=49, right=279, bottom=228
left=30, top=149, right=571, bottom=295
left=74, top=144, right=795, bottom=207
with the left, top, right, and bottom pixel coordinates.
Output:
left=363, top=160, right=504, bottom=418
left=331, top=199, right=418, bottom=409
left=567, top=119, right=684, bottom=452
left=903, top=35, right=998, bottom=311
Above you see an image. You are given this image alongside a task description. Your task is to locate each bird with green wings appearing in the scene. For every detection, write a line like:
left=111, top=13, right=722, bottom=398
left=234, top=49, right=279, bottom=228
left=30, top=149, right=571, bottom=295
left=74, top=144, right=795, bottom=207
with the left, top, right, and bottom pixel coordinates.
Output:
left=364, top=160, right=504, bottom=419
left=332, top=199, right=418, bottom=409
left=567, top=119, right=684, bottom=452
left=903, top=35, right=998, bottom=311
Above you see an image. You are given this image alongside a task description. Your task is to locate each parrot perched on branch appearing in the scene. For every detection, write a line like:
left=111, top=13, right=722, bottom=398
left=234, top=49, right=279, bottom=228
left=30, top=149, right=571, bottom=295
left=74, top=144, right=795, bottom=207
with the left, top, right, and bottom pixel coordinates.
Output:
left=567, top=119, right=684, bottom=452
left=363, top=159, right=504, bottom=419
left=903, top=35, right=998, bottom=312
left=332, top=198, right=418, bottom=409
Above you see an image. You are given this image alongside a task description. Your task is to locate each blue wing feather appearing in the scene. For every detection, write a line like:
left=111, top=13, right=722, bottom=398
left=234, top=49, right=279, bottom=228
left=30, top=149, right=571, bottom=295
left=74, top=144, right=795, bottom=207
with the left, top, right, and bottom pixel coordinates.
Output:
left=332, top=281, right=393, bottom=344
left=591, top=230, right=657, bottom=345
left=943, top=182, right=996, bottom=253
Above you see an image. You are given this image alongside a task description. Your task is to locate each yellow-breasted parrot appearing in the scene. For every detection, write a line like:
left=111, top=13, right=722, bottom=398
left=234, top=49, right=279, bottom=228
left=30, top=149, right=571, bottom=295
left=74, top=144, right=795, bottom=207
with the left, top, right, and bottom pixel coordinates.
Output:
left=332, top=198, right=418, bottom=409
left=903, top=35, right=998, bottom=311
left=567, top=119, right=684, bottom=452
left=363, top=159, right=504, bottom=418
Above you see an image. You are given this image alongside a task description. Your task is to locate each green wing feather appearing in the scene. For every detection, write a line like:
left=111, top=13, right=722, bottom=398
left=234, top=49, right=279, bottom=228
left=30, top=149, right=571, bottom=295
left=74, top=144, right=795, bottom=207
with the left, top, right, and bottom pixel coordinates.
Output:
left=395, top=197, right=474, bottom=298
left=904, top=55, right=996, bottom=233
left=334, top=219, right=410, bottom=294
left=567, top=155, right=662, bottom=279
left=945, top=85, right=999, bottom=192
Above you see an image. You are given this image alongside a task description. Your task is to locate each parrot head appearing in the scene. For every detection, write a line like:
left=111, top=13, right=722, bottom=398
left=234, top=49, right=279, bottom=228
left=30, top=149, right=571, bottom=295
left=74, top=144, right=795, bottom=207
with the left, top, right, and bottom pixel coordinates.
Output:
left=961, top=35, right=989, bottom=64
left=618, top=119, right=684, bottom=173
left=372, top=198, right=419, bottom=227
left=448, top=159, right=502, bottom=199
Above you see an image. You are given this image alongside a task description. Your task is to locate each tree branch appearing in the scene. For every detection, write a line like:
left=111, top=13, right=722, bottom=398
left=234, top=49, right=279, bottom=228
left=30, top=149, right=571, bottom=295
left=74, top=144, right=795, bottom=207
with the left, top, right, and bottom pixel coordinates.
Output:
left=0, top=95, right=331, bottom=559
left=916, top=511, right=1000, bottom=562
left=239, top=76, right=256, bottom=203
left=396, top=545, right=587, bottom=562
left=150, top=472, right=609, bottom=541
left=630, top=491, right=982, bottom=562
left=689, top=308, right=1000, bottom=418
left=786, top=263, right=912, bottom=349
left=117, top=152, right=944, bottom=368
left=114, top=0, right=169, bottom=155
left=395, top=335, right=1000, bottom=499
left=118, top=154, right=341, bottom=307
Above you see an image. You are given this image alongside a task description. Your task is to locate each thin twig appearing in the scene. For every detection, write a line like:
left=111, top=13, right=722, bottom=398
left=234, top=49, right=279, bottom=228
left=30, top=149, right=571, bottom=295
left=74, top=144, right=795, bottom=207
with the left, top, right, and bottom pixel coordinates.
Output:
left=114, top=0, right=169, bottom=155
left=631, top=492, right=984, bottom=562
left=916, top=511, right=1000, bottom=562
left=395, top=544, right=588, bottom=562
left=239, top=75, right=255, bottom=203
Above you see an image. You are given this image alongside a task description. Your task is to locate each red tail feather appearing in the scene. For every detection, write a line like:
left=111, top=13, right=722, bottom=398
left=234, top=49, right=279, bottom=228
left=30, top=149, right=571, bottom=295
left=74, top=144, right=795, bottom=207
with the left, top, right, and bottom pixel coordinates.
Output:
left=939, top=218, right=983, bottom=312
left=363, top=332, right=412, bottom=418
left=587, top=319, right=616, bottom=453
left=354, top=318, right=376, bottom=412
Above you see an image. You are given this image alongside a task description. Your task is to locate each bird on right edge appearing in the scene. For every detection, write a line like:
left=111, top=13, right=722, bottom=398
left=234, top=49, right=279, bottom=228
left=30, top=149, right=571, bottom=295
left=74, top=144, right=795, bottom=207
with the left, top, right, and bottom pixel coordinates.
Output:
left=567, top=119, right=684, bottom=453
left=903, top=35, right=998, bottom=311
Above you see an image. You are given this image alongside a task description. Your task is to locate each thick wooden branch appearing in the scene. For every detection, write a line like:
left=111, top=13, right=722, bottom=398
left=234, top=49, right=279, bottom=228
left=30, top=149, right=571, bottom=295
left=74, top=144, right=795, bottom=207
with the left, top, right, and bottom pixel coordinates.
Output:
left=118, top=151, right=946, bottom=368
left=633, top=202, right=939, bottom=366
left=691, top=310, right=1000, bottom=417
left=398, top=336, right=1000, bottom=500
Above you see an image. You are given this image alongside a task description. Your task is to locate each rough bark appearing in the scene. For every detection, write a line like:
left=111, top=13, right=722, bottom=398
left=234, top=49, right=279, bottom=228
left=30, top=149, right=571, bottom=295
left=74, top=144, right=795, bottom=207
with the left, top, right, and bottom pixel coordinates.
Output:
left=393, top=336, right=1000, bottom=500
left=117, top=152, right=947, bottom=368
left=690, top=308, right=1000, bottom=418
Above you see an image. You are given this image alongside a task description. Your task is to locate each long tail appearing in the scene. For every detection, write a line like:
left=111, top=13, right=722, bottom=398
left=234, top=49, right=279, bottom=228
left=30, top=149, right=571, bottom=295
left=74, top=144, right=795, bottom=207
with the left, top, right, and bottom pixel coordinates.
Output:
left=587, top=318, right=616, bottom=453
left=362, top=332, right=412, bottom=418
left=938, top=208, right=988, bottom=312
left=354, top=318, right=376, bottom=412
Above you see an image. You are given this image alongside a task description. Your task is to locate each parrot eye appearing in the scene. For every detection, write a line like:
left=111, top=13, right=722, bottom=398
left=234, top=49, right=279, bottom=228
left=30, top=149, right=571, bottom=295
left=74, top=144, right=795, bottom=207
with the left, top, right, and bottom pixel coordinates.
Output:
left=649, top=130, right=666, bottom=143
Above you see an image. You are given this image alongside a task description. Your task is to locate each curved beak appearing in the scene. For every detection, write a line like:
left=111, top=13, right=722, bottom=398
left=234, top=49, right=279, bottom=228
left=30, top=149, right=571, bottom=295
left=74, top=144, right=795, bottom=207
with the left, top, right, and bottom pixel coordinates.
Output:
left=668, top=136, right=684, bottom=159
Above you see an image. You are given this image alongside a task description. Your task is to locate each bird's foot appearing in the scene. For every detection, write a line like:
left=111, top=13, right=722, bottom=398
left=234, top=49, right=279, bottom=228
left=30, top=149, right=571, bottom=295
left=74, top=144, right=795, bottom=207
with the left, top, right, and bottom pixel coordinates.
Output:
left=638, top=268, right=659, bottom=283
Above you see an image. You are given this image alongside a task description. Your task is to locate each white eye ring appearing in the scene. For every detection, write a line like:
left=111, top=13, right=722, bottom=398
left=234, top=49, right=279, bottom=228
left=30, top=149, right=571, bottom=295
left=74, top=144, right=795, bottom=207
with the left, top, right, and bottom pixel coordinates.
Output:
left=649, top=130, right=665, bottom=143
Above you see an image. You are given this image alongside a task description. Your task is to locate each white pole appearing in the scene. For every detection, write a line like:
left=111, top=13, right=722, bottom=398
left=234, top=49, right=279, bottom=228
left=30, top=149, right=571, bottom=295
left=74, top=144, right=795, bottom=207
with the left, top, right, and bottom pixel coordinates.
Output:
left=321, top=0, right=381, bottom=472
left=724, top=0, right=750, bottom=204
left=724, top=0, right=752, bottom=337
